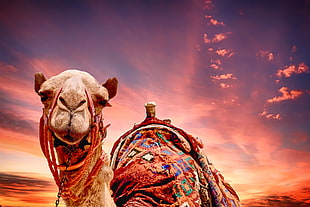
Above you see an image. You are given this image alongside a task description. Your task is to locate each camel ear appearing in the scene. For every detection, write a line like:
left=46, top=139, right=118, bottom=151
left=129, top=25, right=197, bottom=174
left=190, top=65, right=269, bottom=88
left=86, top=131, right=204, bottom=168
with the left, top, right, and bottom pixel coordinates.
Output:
left=34, top=72, right=46, bottom=93
left=102, top=77, right=118, bottom=99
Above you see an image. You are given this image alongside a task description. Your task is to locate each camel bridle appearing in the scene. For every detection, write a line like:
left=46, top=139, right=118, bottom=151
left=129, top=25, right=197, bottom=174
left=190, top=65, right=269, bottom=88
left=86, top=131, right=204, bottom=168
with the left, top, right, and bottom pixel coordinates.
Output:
left=39, top=87, right=110, bottom=204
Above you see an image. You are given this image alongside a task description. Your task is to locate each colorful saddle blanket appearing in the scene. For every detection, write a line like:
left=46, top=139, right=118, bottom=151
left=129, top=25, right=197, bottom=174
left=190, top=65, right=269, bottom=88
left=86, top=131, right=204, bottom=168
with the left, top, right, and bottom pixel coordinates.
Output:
left=110, top=118, right=241, bottom=207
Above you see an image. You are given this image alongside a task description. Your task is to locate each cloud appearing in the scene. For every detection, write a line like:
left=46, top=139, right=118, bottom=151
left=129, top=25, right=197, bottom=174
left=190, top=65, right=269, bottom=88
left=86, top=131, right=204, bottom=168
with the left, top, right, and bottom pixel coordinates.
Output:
left=219, top=83, right=232, bottom=88
left=213, top=32, right=231, bottom=42
left=276, top=63, right=309, bottom=78
left=0, top=128, right=41, bottom=156
left=256, top=50, right=274, bottom=61
left=215, top=48, right=234, bottom=57
left=211, top=73, right=237, bottom=80
left=0, top=172, right=52, bottom=195
left=0, top=110, right=37, bottom=136
left=0, top=172, right=55, bottom=205
left=243, top=195, right=310, bottom=207
left=210, top=59, right=222, bottom=70
left=203, top=34, right=212, bottom=44
left=205, top=15, right=225, bottom=26
left=0, top=1, right=309, bottom=206
left=203, top=32, right=231, bottom=44
left=267, top=87, right=303, bottom=103
left=0, top=67, right=42, bottom=112
left=259, top=109, right=281, bottom=120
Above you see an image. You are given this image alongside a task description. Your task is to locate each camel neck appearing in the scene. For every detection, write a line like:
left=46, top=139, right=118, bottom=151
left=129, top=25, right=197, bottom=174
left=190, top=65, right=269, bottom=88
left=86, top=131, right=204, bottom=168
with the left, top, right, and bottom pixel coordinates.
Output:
left=63, top=147, right=116, bottom=207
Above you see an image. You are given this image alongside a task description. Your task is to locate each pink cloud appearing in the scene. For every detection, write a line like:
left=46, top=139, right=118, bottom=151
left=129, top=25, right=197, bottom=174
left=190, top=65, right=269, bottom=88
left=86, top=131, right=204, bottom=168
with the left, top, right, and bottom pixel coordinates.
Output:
left=30, top=58, right=66, bottom=76
left=207, top=110, right=310, bottom=203
left=259, top=109, right=281, bottom=120
left=203, top=32, right=231, bottom=44
left=211, top=73, right=237, bottom=80
left=219, top=83, right=232, bottom=88
left=256, top=50, right=274, bottom=61
left=216, top=48, right=234, bottom=57
left=213, top=32, right=231, bottom=42
left=210, top=59, right=222, bottom=70
left=203, top=33, right=211, bottom=44
left=205, top=15, right=225, bottom=26
left=210, top=63, right=220, bottom=70
left=267, top=87, right=303, bottom=103
left=0, top=128, right=41, bottom=157
left=0, top=71, right=43, bottom=118
left=276, top=63, right=309, bottom=78
left=195, top=105, right=288, bottom=199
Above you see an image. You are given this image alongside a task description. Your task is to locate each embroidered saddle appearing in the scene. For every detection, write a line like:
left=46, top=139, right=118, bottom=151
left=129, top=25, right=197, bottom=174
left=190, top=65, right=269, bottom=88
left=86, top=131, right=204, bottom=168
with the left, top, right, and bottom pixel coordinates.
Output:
left=110, top=103, right=241, bottom=207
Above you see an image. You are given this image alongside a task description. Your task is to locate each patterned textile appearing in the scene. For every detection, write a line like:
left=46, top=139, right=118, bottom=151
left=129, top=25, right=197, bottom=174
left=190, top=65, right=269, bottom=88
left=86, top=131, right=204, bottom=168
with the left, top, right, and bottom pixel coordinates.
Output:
left=110, top=118, right=241, bottom=207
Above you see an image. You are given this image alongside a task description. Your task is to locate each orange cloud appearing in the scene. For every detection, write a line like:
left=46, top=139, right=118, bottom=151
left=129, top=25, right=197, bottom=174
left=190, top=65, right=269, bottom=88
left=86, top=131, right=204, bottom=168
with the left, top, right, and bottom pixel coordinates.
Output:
left=256, top=50, right=274, bottom=61
left=259, top=109, right=281, bottom=120
left=210, top=59, right=222, bottom=70
left=211, top=73, right=237, bottom=80
left=219, top=83, right=232, bottom=88
left=0, top=73, right=36, bottom=104
left=0, top=128, right=41, bottom=156
left=0, top=172, right=56, bottom=206
left=267, top=87, right=303, bottom=103
left=203, top=33, right=211, bottom=44
left=276, top=63, right=309, bottom=78
left=216, top=48, right=234, bottom=57
left=213, top=32, right=231, bottom=42
left=203, top=32, right=231, bottom=44
left=205, top=15, right=225, bottom=26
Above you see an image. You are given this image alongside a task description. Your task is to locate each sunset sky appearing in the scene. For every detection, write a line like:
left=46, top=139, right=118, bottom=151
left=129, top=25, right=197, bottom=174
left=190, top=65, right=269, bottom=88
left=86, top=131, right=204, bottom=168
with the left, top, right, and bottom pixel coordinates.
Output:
left=0, top=0, right=309, bottom=206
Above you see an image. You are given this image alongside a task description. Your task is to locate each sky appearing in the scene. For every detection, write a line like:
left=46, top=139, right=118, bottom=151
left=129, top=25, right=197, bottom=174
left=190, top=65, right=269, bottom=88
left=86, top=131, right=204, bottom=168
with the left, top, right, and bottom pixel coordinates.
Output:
left=0, top=0, right=309, bottom=206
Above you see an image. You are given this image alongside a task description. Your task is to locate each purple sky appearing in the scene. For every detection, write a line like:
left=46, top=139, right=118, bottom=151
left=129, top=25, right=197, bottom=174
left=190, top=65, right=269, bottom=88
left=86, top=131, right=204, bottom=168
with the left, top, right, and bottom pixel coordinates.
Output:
left=0, top=0, right=309, bottom=206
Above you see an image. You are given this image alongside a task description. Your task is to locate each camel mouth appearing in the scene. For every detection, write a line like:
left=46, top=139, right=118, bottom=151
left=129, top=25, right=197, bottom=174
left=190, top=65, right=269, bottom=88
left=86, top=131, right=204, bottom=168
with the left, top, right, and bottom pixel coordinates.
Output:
left=52, top=133, right=91, bottom=171
left=53, top=132, right=91, bottom=149
left=64, top=134, right=77, bottom=143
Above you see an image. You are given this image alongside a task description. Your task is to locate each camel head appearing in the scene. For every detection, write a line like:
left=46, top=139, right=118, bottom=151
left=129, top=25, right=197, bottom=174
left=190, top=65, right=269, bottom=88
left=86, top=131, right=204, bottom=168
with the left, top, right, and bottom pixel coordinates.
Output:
left=35, top=70, right=118, bottom=145
left=35, top=70, right=117, bottom=205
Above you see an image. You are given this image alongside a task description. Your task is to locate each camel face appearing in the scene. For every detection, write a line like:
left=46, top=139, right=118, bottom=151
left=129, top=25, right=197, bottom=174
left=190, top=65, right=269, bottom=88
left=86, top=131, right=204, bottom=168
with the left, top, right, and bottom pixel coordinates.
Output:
left=47, top=76, right=92, bottom=144
left=35, top=70, right=118, bottom=145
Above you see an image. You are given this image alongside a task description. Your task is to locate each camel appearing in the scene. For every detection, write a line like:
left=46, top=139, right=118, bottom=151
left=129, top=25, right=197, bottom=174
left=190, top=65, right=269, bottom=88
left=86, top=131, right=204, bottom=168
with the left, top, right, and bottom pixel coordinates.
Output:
left=34, top=70, right=241, bottom=207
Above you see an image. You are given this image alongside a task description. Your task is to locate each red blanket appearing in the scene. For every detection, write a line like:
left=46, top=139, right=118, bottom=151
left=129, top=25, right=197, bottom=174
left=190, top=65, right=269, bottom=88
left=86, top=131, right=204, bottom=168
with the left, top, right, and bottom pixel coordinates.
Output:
left=111, top=118, right=241, bottom=207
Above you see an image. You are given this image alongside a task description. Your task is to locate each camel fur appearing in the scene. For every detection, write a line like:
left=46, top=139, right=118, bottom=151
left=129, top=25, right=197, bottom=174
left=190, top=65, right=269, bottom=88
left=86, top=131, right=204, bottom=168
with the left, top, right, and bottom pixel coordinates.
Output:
left=35, top=70, right=117, bottom=207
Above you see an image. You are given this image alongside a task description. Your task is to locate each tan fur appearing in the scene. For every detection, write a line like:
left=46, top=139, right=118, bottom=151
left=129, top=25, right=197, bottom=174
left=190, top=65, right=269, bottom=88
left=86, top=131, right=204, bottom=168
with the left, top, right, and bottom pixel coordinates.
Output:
left=35, top=70, right=117, bottom=207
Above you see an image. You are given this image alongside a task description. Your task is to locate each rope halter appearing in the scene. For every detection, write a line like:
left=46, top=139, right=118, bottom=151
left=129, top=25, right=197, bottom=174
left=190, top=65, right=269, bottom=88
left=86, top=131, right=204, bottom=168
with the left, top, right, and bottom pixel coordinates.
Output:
left=39, top=87, right=110, bottom=201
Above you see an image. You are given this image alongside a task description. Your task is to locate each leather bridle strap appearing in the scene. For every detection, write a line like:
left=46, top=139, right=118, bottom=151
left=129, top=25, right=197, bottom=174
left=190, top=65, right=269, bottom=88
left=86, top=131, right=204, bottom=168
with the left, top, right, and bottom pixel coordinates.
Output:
left=40, top=87, right=63, bottom=186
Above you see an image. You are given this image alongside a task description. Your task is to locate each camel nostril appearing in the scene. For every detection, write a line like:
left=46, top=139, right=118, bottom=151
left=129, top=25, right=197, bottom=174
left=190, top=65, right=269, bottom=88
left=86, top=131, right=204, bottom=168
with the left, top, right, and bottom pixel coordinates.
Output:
left=77, top=100, right=87, bottom=108
left=58, top=95, right=86, bottom=111
left=59, top=97, right=68, bottom=108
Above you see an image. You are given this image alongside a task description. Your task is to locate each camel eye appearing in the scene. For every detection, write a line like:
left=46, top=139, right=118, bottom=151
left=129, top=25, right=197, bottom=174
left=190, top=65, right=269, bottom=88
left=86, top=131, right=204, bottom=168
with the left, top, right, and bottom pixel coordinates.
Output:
left=38, top=90, right=52, bottom=102
left=39, top=92, right=49, bottom=102
left=99, top=99, right=108, bottom=106
left=41, top=96, right=48, bottom=102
